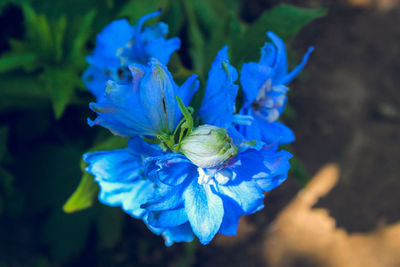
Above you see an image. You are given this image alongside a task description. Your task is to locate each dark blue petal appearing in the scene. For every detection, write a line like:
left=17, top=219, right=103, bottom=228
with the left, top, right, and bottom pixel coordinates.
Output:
left=183, top=181, right=224, bottom=244
left=199, top=46, right=238, bottom=128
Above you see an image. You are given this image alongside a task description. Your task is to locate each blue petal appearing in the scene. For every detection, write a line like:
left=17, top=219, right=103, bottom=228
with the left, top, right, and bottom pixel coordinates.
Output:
left=138, top=59, right=178, bottom=134
left=82, top=65, right=109, bottom=98
left=199, top=46, right=239, bottom=128
left=240, top=62, right=273, bottom=107
left=161, top=223, right=194, bottom=246
left=147, top=206, right=188, bottom=228
left=145, top=36, right=181, bottom=65
left=277, top=46, right=314, bottom=85
left=183, top=180, right=224, bottom=244
left=216, top=177, right=265, bottom=214
left=266, top=31, right=288, bottom=81
left=88, top=81, right=155, bottom=137
left=92, top=19, right=134, bottom=65
left=88, top=59, right=186, bottom=137
left=217, top=196, right=241, bottom=236
left=237, top=144, right=292, bottom=192
left=259, top=42, right=277, bottom=66
left=238, top=108, right=295, bottom=144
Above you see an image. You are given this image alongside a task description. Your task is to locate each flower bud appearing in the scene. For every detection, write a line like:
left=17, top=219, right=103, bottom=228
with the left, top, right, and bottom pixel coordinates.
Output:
left=180, top=125, right=238, bottom=168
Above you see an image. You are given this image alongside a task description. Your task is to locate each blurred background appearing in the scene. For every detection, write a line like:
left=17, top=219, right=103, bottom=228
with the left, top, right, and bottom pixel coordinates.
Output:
left=0, top=0, right=399, bottom=266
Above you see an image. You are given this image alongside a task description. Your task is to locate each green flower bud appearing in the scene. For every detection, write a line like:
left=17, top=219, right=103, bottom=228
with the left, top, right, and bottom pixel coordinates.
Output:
left=180, top=125, right=238, bottom=168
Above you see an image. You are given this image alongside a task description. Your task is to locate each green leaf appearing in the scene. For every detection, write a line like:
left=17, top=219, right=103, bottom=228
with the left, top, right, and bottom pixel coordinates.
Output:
left=41, top=66, right=81, bottom=118
left=62, top=172, right=98, bottom=213
left=232, top=4, right=327, bottom=64
left=22, top=4, right=52, bottom=57
left=68, top=10, right=96, bottom=61
left=63, top=136, right=128, bottom=213
left=118, top=0, right=167, bottom=23
left=0, top=52, right=37, bottom=73
left=52, top=15, right=67, bottom=61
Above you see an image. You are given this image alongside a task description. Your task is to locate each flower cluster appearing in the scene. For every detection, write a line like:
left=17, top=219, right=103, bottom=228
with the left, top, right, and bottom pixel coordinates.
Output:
left=83, top=12, right=313, bottom=245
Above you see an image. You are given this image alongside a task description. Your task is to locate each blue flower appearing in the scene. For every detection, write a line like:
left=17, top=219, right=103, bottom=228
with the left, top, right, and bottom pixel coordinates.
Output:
left=88, top=59, right=199, bottom=137
left=238, top=31, right=313, bottom=144
left=83, top=11, right=181, bottom=98
left=143, top=140, right=291, bottom=244
left=84, top=136, right=194, bottom=245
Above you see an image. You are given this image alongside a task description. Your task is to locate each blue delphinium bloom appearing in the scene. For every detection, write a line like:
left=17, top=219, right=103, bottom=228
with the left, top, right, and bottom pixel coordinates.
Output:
left=88, top=59, right=199, bottom=137
left=143, top=127, right=291, bottom=244
left=84, top=136, right=194, bottom=245
left=83, top=11, right=181, bottom=98
left=238, top=31, right=313, bottom=144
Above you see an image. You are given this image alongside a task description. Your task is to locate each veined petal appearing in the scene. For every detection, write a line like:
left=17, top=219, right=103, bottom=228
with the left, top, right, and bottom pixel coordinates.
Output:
left=183, top=181, right=224, bottom=244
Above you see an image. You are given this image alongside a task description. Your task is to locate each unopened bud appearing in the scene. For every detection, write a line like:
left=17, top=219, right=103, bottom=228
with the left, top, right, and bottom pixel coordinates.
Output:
left=180, top=125, right=238, bottom=168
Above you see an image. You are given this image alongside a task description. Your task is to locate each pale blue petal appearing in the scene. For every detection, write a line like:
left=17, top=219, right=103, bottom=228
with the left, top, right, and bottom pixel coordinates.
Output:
left=183, top=181, right=224, bottom=244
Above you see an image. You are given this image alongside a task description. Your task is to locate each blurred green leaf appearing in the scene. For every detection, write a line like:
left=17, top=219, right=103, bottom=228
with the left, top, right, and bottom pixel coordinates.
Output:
left=21, top=4, right=52, bottom=57
left=41, top=66, right=81, bottom=118
left=0, top=52, right=37, bottom=73
left=232, top=4, right=327, bottom=64
left=162, top=0, right=184, bottom=37
left=63, top=135, right=128, bottom=213
left=68, top=10, right=96, bottom=61
left=53, top=15, right=67, bottom=61
left=63, top=172, right=98, bottom=213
